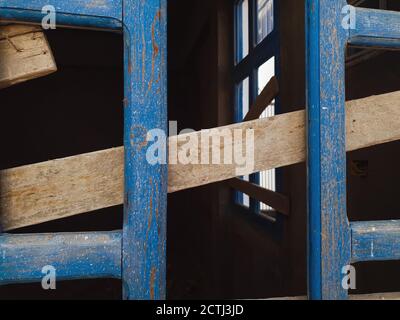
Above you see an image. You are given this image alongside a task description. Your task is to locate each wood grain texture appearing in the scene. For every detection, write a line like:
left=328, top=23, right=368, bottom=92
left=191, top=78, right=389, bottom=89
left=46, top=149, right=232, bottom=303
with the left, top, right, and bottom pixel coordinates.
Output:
left=2, top=91, right=400, bottom=231
left=0, top=148, right=124, bottom=231
left=0, top=24, right=57, bottom=89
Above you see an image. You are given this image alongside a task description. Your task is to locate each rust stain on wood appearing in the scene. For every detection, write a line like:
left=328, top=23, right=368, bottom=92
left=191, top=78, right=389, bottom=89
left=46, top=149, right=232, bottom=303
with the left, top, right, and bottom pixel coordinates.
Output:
left=130, top=125, right=148, bottom=151
left=150, top=267, right=156, bottom=300
left=147, top=10, right=161, bottom=97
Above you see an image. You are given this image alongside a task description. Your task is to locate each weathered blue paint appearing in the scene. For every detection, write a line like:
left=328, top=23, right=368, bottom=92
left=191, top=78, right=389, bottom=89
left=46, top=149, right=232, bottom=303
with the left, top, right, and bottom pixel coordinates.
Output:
left=0, top=0, right=122, bottom=30
left=351, top=221, right=400, bottom=263
left=306, top=2, right=400, bottom=300
left=0, top=0, right=168, bottom=300
left=306, top=0, right=351, bottom=300
left=350, top=7, right=400, bottom=48
left=122, top=0, right=168, bottom=300
left=0, top=231, right=121, bottom=285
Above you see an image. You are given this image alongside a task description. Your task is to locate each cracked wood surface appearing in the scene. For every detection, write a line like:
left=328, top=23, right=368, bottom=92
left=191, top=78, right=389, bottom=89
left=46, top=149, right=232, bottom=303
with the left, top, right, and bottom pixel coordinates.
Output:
left=1, top=90, right=400, bottom=231
left=0, top=24, right=57, bottom=89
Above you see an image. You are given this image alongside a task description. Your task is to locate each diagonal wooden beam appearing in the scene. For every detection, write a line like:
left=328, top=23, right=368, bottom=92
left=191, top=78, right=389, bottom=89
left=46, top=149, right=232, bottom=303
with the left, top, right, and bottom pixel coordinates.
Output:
left=243, top=76, right=279, bottom=122
left=2, top=91, right=400, bottom=231
left=229, top=76, right=284, bottom=213
left=226, top=178, right=290, bottom=215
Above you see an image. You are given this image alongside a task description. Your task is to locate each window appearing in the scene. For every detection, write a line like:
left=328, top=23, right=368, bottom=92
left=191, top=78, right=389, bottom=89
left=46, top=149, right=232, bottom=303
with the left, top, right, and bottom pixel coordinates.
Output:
left=234, top=0, right=278, bottom=213
left=236, top=0, right=249, bottom=62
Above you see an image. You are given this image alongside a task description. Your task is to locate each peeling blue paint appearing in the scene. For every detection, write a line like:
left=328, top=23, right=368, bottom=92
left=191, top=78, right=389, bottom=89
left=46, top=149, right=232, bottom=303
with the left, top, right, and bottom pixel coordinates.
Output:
left=0, top=0, right=122, bottom=30
left=0, top=0, right=167, bottom=300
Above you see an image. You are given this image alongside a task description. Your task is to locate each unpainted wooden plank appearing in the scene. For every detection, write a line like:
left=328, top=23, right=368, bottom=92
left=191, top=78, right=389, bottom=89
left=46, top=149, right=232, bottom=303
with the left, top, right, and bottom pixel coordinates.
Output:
left=2, top=91, right=400, bottom=230
left=0, top=148, right=124, bottom=231
left=243, top=76, right=279, bottom=122
left=0, top=24, right=57, bottom=89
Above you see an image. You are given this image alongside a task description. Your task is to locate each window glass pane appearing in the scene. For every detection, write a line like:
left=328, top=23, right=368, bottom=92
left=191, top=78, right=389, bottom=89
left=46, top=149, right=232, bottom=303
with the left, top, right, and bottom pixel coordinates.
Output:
left=241, top=77, right=250, bottom=118
left=243, top=175, right=250, bottom=208
left=257, top=0, right=274, bottom=44
left=258, top=57, right=275, bottom=94
left=257, top=57, right=276, bottom=211
left=236, top=0, right=249, bottom=62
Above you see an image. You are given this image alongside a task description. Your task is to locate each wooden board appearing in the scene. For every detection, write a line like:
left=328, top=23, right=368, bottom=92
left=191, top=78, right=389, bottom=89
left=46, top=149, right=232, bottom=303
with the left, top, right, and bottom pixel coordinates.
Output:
left=0, top=24, right=57, bottom=89
left=2, top=91, right=400, bottom=230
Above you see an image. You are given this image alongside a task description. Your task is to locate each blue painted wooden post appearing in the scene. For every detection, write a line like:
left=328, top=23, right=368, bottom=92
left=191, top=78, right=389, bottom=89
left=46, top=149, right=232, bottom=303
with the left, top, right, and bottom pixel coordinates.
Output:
left=0, top=0, right=169, bottom=299
left=306, top=0, right=351, bottom=300
left=122, top=0, right=168, bottom=300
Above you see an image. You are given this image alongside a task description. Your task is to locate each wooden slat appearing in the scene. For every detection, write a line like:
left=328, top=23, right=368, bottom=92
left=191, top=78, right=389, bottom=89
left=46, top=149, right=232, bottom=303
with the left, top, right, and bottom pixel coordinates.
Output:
left=0, top=148, right=124, bottom=231
left=226, top=178, right=290, bottom=215
left=0, top=24, right=57, bottom=89
left=2, top=91, right=400, bottom=230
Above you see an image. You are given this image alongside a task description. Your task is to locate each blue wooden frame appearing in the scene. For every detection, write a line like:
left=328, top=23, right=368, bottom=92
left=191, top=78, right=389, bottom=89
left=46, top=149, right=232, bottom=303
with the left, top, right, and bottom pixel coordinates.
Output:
left=233, top=0, right=281, bottom=214
left=4, top=0, right=400, bottom=301
left=0, top=0, right=168, bottom=300
left=306, top=0, right=400, bottom=300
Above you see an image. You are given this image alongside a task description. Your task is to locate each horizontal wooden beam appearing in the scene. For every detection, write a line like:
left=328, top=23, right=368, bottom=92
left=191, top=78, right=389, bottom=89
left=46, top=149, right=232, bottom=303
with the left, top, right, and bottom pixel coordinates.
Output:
left=1, top=147, right=124, bottom=230
left=2, top=91, right=400, bottom=230
left=0, top=231, right=121, bottom=284
left=226, top=178, right=290, bottom=216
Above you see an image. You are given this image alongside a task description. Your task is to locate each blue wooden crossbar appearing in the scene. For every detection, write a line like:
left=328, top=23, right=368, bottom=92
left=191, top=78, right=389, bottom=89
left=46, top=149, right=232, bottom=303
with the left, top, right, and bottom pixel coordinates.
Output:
left=351, top=221, right=400, bottom=263
left=0, top=0, right=168, bottom=300
left=307, top=1, right=400, bottom=300
left=350, top=7, right=400, bottom=48
left=0, top=0, right=122, bottom=30
left=0, top=231, right=121, bottom=285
